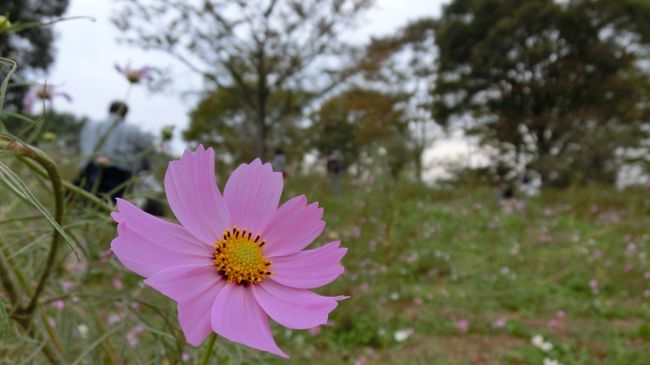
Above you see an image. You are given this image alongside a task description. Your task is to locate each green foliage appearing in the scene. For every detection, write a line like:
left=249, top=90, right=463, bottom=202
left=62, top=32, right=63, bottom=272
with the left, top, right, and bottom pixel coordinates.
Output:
left=433, top=0, right=650, bottom=187
left=0, top=0, right=70, bottom=109
left=0, top=298, right=8, bottom=348
left=310, top=88, right=411, bottom=176
left=185, top=87, right=308, bottom=167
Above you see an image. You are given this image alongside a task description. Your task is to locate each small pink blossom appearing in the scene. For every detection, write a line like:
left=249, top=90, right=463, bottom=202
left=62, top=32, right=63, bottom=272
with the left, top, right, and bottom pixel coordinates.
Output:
left=308, top=326, right=321, bottom=336
left=112, top=277, right=124, bottom=290
left=589, top=279, right=599, bottom=295
left=492, top=318, right=506, bottom=329
left=456, top=319, right=469, bottom=333
left=115, top=63, right=154, bottom=84
left=22, top=84, right=72, bottom=113
left=127, top=325, right=145, bottom=347
left=108, top=314, right=122, bottom=326
left=62, top=281, right=75, bottom=291
left=52, top=300, right=65, bottom=311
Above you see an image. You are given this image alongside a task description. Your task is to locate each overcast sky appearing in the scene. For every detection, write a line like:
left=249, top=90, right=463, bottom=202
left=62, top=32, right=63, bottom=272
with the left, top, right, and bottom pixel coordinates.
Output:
left=47, top=0, right=443, bottom=141
left=45, top=0, right=486, bottom=180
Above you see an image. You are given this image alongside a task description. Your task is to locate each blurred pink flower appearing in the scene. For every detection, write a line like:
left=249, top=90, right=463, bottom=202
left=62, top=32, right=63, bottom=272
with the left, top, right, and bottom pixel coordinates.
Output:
left=492, top=318, right=507, bottom=329
left=350, top=226, right=361, bottom=239
left=62, top=281, right=75, bottom=291
left=115, top=63, right=154, bottom=84
left=355, top=355, right=368, bottom=365
left=22, top=84, right=71, bottom=113
left=112, top=277, right=124, bottom=290
left=537, top=233, right=552, bottom=244
left=589, top=279, right=599, bottom=295
left=110, top=146, right=347, bottom=358
left=591, top=250, right=603, bottom=260
left=127, top=325, right=145, bottom=347
left=644, top=272, right=650, bottom=280
left=308, top=326, right=321, bottom=336
left=108, top=314, right=122, bottom=326
left=456, top=319, right=469, bottom=333
left=52, top=300, right=65, bottom=311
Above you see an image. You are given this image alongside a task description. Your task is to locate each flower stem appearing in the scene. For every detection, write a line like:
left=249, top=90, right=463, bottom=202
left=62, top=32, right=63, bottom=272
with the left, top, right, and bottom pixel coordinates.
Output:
left=200, top=333, right=218, bottom=365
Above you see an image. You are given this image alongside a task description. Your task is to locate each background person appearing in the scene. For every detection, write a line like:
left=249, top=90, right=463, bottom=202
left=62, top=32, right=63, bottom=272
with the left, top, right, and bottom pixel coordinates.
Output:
left=77, top=100, right=153, bottom=202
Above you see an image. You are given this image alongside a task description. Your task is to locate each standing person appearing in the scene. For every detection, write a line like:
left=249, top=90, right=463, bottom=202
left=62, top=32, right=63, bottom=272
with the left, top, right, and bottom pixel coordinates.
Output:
left=271, top=148, right=287, bottom=178
left=326, top=151, right=342, bottom=195
left=77, top=101, right=153, bottom=202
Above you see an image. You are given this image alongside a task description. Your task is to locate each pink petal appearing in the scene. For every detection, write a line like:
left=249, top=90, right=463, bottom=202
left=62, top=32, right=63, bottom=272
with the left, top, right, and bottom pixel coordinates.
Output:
left=144, top=265, right=226, bottom=346
left=211, top=284, right=288, bottom=358
left=164, top=146, right=230, bottom=244
left=252, top=280, right=345, bottom=330
left=223, top=159, right=283, bottom=232
left=111, top=199, right=212, bottom=277
left=269, top=241, right=346, bottom=289
left=260, top=195, right=325, bottom=257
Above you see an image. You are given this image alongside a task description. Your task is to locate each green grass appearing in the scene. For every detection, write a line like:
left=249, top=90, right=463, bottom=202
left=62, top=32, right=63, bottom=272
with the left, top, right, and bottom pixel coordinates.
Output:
left=1, top=157, right=650, bottom=364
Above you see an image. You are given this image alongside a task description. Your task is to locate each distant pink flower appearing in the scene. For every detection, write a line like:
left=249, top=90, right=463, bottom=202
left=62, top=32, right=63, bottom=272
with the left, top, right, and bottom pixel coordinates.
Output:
left=107, top=314, right=122, bottom=326
left=537, top=233, right=552, bottom=243
left=308, top=326, right=321, bottom=336
left=115, top=63, right=154, bottom=84
left=589, top=279, right=599, bottom=295
left=492, top=318, right=506, bottom=329
left=52, top=300, right=65, bottom=311
left=127, top=325, right=145, bottom=347
left=555, top=310, right=566, bottom=319
left=62, top=281, right=75, bottom=291
left=111, top=146, right=347, bottom=358
left=456, top=319, right=469, bottom=333
left=112, top=277, right=124, bottom=290
left=644, top=272, right=650, bottom=280
left=22, top=84, right=72, bottom=113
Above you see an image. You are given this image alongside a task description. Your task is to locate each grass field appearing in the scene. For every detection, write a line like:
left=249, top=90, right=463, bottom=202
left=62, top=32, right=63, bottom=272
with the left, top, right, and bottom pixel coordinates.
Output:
left=1, top=159, right=650, bottom=364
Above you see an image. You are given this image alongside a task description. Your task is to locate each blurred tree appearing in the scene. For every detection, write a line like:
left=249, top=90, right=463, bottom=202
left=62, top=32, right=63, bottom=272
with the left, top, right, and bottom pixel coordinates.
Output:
left=310, top=88, right=410, bottom=177
left=433, top=0, right=650, bottom=187
left=0, top=0, right=69, bottom=109
left=185, top=86, right=308, bottom=167
left=363, top=18, right=437, bottom=181
left=114, top=0, right=372, bottom=159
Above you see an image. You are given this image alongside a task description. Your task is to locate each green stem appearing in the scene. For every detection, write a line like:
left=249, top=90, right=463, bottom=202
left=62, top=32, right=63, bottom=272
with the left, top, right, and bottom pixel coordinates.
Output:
left=200, top=333, right=218, bottom=365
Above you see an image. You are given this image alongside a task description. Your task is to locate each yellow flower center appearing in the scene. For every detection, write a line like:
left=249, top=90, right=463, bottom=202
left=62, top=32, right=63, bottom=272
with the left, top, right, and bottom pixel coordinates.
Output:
left=213, top=226, right=272, bottom=285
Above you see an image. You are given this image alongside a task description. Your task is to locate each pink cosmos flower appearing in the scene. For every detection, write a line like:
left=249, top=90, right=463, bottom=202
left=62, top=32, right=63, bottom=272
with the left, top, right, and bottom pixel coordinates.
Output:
left=115, top=63, right=154, bottom=84
left=22, top=84, right=72, bottom=113
left=110, top=146, right=347, bottom=358
left=456, top=319, right=470, bottom=332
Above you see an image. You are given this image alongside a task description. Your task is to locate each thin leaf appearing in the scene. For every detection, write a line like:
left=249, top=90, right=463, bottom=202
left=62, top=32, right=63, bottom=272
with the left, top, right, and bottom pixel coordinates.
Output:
left=0, top=160, right=78, bottom=254
left=0, top=298, right=8, bottom=347
left=0, top=58, right=16, bottom=115
left=70, top=326, right=120, bottom=365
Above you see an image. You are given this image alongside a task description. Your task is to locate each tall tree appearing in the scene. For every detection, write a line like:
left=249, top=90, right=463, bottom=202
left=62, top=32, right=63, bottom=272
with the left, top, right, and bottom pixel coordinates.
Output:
left=364, top=18, right=437, bottom=181
left=114, top=0, right=372, bottom=159
left=0, top=0, right=69, bottom=109
left=433, top=0, right=650, bottom=186
left=185, top=86, right=308, bottom=167
left=309, top=88, right=410, bottom=177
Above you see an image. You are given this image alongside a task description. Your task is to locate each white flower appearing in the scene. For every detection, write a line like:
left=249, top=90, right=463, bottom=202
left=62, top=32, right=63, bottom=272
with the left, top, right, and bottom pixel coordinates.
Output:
left=77, top=324, right=89, bottom=338
left=393, top=328, right=414, bottom=342
left=531, top=335, right=553, bottom=352
left=540, top=341, right=553, bottom=351
left=543, top=358, right=563, bottom=365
